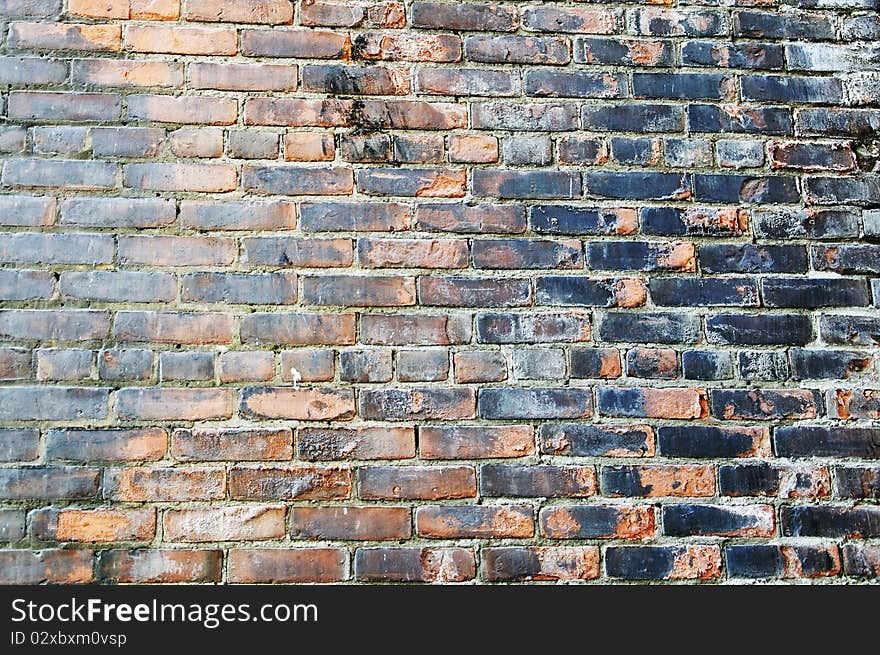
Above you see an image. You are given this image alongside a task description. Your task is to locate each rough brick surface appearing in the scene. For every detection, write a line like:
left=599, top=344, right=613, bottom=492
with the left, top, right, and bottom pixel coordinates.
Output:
left=0, top=0, right=878, bottom=585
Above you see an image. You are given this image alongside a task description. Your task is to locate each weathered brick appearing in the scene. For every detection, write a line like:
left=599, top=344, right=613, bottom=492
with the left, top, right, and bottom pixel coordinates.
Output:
left=240, top=387, right=355, bottom=421
left=416, top=505, right=534, bottom=538
left=360, top=388, right=476, bottom=420
left=355, top=547, right=474, bottom=583
left=606, top=545, right=721, bottom=580
left=481, top=464, right=596, bottom=498
left=99, top=549, right=221, bottom=583
left=482, top=546, right=599, bottom=582
left=658, top=426, right=771, bottom=459
left=298, top=426, right=415, bottom=461
left=0, top=550, right=94, bottom=584
left=46, top=428, right=166, bottom=462
left=539, top=505, right=654, bottom=539
left=115, top=388, right=232, bottom=421
left=229, top=549, right=347, bottom=583
left=359, top=466, right=476, bottom=500
left=292, top=506, right=411, bottom=540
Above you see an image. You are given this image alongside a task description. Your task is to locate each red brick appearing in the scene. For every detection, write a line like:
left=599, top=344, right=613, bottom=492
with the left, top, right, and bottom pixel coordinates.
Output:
left=291, top=506, right=411, bottom=540
left=99, top=549, right=221, bottom=583
left=164, top=506, right=286, bottom=542
left=358, top=466, right=476, bottom=500
left=229, top=549, right=348, bottom=583
left=228, top=465, right=352, bottom=500
left=416, top=505, right=535, bottom=538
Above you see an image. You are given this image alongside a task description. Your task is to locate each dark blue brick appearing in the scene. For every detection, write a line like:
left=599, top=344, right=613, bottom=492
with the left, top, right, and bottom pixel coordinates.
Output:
left=752, top=209, right=860, bottom=239
left=586, top=241, right=693, bottom=271
left=688, top=104, right=792, bottom=134
left=710, top=389, right=821, bottom=420
left=583, top=172, right=691, bottom=200
left=649, top=277, right=759, bottom=307
left=820, top=315, right=880, bottom=346
left=699, top=244, right=807, bottom=273
left=529, top=205, right=636, bottom=236
left=692, top=174, right=799, bottom=203
left=789, top=349, right=874, bottom=380
left=805, top=176, right=880, bottom=207
left=599, top=312, right=700, bottom=344
left=741, top=75, right=844, bottom=104
left=657, top=426, right=767, bottom=459
left=610, top=137, right=659, bottom=165
left=738, top=350, right=789, bottom=381
left=726, top=545, right=784, bottom=578
left=762, top=278, right=871, bottom=308
left=681, top=41, right=784, bottom=69
left=639, top=207, right=746, bottom=237
left=524, top=70, right=625, bottom=98
left=706, top=313, right=814, bottom=345
left=581, top=103, right=685, bottom=132
left=796, top=108, right=880, bottom=138
left=834, top=467, right=880, bottom=499
left=719, top=463, right=780, bottom=496
left=781, top=505, right=880, bottom=538
left=682, top=350, right=733, bottom=380
left=733, top=10, right=835, bottom=40
left=605, top=546, right=684, bottom=580
left=632, top=73, right=732, bottom=99
left=662, top=504, right=774, bottom=537
left=535, top=277, right=620, bottom=307
left=775, top=426, right=880, bottom=459
left=539, top=423, right=653, bottom=457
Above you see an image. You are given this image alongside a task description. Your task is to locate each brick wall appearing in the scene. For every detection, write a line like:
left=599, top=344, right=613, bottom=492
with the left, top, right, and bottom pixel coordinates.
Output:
left=1, top=0, right=878, bottom=584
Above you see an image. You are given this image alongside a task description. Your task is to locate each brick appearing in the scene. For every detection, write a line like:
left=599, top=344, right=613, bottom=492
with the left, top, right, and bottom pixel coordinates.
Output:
left=8, top=21, right=120, bottom=51
left=712, top=389, right=820, bottom=421
left=762, top=278, right=871, bottom=308
left=727, top=545, right=841, bottom=579
left=781, top=505, right=880, bottom=538
left=124, top=163, right=236, bottom=192
left=159, top=351, right=213, bottom=382
left=477, top=312, right=590, bottom=344
left=649, top=277, right=759, bottom=307
left=3, top=159, right=117, bottom=190
left=184, top=0, right=293, bottom=24
left=776, top=426, right=880, bottom=459
left=298, top=426, right=415, bottom=461
left=103, top=466, right=225, bottom=502
left=525, top=70, right=624, bottom=98
left=181, top=200, right=295, bottom=231
left=598, top=312, right=701, bottom=344
left=241, top=29, right=350, bottom=58
left=0, top=387, right=108, bottom=421
left=360, top=388, right=476, bottom=420
left=115, top=388, right=232, bottom=421
left=575, top=37, right=673, bottom=67
left=32, top=507, right=156, bottom=543
left=355, top=547, right=474, bottom=583
left=0, top=310, right=109, bottom=342
left=0, top=509, right=25, bottom=541
left=598, top=387, right=707, bottom=419
left=98, top=348, right=154, bottom=382
left=9, top=91, right=121, bottom=121
left=570, top=348, right=621, bottom=379
left=603, top=465, right=714, bottom=498
left=0, top=466, right=99, bottom=500
left=720, top=463, right=830, bottom=499
left=658, top=426, right=771, bottom=459
left=397, top=350, right=449, bottom=382
left=536, top=276, right=646, bottom=308
left=218, top=352, right=275, bottom=383
left=706, top=313, right=813, bottom=346
left=479, top=387, right=592, bottom=419
left=300, top=1, right=405, bottom=28
left=465, top=35, right=570, bottom=64
left=72, top=59, right=183, bottom=88
left=418, top=68, right=517, bottom=97
left=416, top=203, right=525, bottom=234
left=99, top=550, right=221, bottom=583
left=281, top=349, right=335, bottom=382
left=606, top=545, right=721, bottom=580
left=114, top=311, right=233, bottom=344
left=682, top=41, right=784, bottom=69
left=359, top=466, right=476, bottom=500
left=481, top=464, right=596, bottom=498
left=0, top=268, right=47, bottom=301
left=453, top=351, right=508, bottom=383
left=0, top=550, right=94, bottom=584
left=449, top=134, right=498, bottom=163
left=164, top=507, right=286, bottom=542
left=539, top=505, right=654, bottom=539
left=0, top=55, right=67, bottom=84
left=45, top=428, right=166, bottom=463
left=227, top=131, right=278, bottom=159
left=356, top=34, right=461, bottom=62
left=240, top=387, right=355, bottom=421
left=844, top=545, right=880, bottom=578
left=61, top=271, right=176, bottom=303
left=688, top=104, right=792, bottom=135
left=416, top=505, right=533, bottom=538
left=340, top=349, right=392, bottom=382
left=420, top=426, right=533, bottom=460
left=125, top=25, right=237, bottom=55
left=0, top=429, right=39, bottom=462
left=632, top=73, right=735, bottom=100
left=412, top=2, right=516, bottom=31
left=229, top=549, right=348, bottom=583
left=241, top=313, right=355, bottom=345
left=473, top=102, right=578, bottom=131
left=699, top=244, right=807, bottom=274
left=530, top=206, right=637, bottom=236
left=36, top=348, right=91, bottom=382
left=482, top=547, right=599, bottom=582
left=0, top=196, right=56, bottom=227
left=831, top=389, right=880, bottom=421
left=632, top=8, right=728, bottom=37
left=291, top=506, right=411, bottom=540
